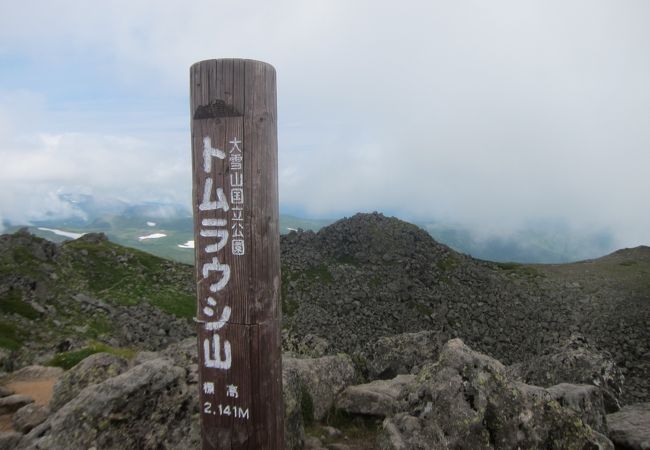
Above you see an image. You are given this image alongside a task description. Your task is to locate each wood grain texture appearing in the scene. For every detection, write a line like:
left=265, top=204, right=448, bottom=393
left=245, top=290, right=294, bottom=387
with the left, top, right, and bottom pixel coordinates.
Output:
left=190, top=59, right=283, bottom=450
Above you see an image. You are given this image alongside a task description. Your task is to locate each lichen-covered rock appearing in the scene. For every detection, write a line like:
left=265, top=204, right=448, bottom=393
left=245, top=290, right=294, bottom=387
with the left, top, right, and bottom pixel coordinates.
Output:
left=0, top=394, right=33, bottom=415
left=50, top=352, right=129, bottom=411
left=380, top=413, right=447, bottom=450
left=365, top=330, right=443, bottom=379
left=283, top=354, right=356, bottom=421
left=20, top=358, right=198, bottom=450
left=546, top=383, right=607, bottom=434
left=282, top=365, right=305, bottom=450
left=282, top=331, right=331, bottom=358
left=336, top=375, right=416, bottom=417
left=607, top=402, right=650, bottom=450
left=509, top=334, right=624, bottom=413
left=380, top=339, right=614, bottom=450
left=12, top=403, right=50, bottom=433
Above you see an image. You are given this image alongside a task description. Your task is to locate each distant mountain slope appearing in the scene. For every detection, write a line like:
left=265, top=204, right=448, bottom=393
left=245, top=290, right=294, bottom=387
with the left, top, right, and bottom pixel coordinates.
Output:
left=1, top=214, right=648, bottom=404
left=11, top=213, right=334, bottom=265
left=0, top=229, right=194, bottom=369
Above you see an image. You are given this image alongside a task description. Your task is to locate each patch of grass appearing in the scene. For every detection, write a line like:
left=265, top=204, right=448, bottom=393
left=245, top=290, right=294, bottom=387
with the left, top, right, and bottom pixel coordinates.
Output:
left=495, top=262, right=541, bottom=278
left=86, top=317, right=113, bottom=338
left=64, top=239, right=194, bottom=318
left=149, top=291, right=195, bottom=319
left=336, top=254, right=359, bottom=266
left=437, top=255, right=458, bottom=271
left=369, top=275, right=382, bottom=288
left=0, top=288, right=40, bottom=320
left=620, top=261, right=638, bottom=267
left=281, top=267, right=300, bottom=317
left=283, top=296, right=299, bottom=317
left=413, top=302, right=434, bottom=317
left=46, top=342, right=136, bottom=370
left=305, top=264, right=333, bottom=283
left=0, top=321, right=24, bottom=350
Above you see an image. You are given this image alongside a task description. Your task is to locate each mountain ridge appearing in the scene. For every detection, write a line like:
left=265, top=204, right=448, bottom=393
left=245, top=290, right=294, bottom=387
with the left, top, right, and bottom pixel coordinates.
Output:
left=0, top=212, right=648, bottom=405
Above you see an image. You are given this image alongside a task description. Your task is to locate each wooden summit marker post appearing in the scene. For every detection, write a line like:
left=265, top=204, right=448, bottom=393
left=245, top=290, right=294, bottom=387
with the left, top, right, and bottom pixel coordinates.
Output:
left=190, top=59, right=284, bottom=449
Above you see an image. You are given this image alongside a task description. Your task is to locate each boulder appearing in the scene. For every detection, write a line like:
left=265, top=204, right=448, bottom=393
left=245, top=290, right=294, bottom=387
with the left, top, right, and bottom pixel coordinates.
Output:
left=365, top=330, right=443, bottom=379
left=12, top=403, right=50, bottom=433
left=304, top=436, right=328, bottom=450
left=0, top=394, right=33, bottom=415
left=509, top=334, right=624, bottom=412
left=336, top=375, right=416, bottom=417
left=22, top=358, right=199, bottom=450
left=380, top=413, right=446, bottom=450
left=50, top=352, right=129, bottom=411
left=607, top=402, right=650, bottom=450
left=546, top=383, right=607, bottom=434
left=380, top=339, right=614, bottom=450
left=0, top=432, right=23, bottom=450
left=283, top=354, right=356, bottom=421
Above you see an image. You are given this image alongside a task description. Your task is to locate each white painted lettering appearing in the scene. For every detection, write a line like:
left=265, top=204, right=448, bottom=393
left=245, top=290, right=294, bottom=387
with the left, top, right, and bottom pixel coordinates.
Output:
left=202, top=257, right=231, bottom=292
left=203, top=297, right=232, bottom=330
left=200, top=218, right=229, bottom=253
left=203, top=334, right=232, bottom=370
left=203, top=137, right=225, bottom=172
left=199, top=178, right=230, bottom=212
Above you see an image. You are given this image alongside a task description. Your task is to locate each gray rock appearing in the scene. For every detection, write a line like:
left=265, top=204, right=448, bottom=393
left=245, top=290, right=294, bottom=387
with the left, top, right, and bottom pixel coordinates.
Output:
left=22, top=358, right=199, bottom=450
left=161, top=337, right=198, bottom=368
left=336, top=375, right=415, bottom=417
left=0, top=431, right=23, bottom=450
left=304, top=436, right=328, bottom=450
left=365, top=330, right=443, bottom=379
left=283, top=354, right=356, bottom=421
left=50, top=352, right=129, bottom=411
left=546, top=383, right=607, bottom=434
left=282, top=365, right=305, bottom=450
left=12, top=403, right=50, bottom=433
left=282, top=332, right=331, bottom=358
left=0, top=386, right=14, bottom=398
left=382, top=339, right=614, bottom=450
left=607, top=402, right=650, bottom=450
left=0, top=394, right=34, bottom=415
left=380, top=414, right=446, bottom=450
left=509, top=333, right=624, bottom=413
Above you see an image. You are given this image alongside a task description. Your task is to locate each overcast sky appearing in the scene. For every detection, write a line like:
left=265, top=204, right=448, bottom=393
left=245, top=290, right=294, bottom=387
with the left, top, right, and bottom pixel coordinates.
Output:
left=0, top=0, right=649, bottom=249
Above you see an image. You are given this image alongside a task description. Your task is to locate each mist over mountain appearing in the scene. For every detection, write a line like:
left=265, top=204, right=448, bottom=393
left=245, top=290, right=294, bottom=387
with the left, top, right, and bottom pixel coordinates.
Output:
left=1, top=193, right=622, bottom=264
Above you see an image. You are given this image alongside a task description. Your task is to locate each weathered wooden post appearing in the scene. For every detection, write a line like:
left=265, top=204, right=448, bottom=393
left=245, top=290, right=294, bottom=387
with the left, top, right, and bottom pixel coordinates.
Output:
left=190, top=59, right=284, bottom=449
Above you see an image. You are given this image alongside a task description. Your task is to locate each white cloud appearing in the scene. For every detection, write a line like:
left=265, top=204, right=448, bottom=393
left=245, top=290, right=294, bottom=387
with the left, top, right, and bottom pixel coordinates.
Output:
left=0, top=0, right=649, bottom=249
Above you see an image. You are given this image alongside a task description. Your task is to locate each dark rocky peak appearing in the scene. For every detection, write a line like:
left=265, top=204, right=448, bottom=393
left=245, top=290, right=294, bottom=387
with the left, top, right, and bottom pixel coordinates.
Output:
left=0, top=229, right=58, bottom=262
left=73, top=232, right=108, bottom=244
left=313, top=212, right=454, bottom=265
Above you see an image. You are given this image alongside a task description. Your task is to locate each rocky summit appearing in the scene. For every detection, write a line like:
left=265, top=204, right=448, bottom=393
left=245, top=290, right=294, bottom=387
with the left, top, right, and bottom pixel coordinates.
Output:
left=281, top=212, right=650, bottom=404
left=0, top=213, right=649, bottom=449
